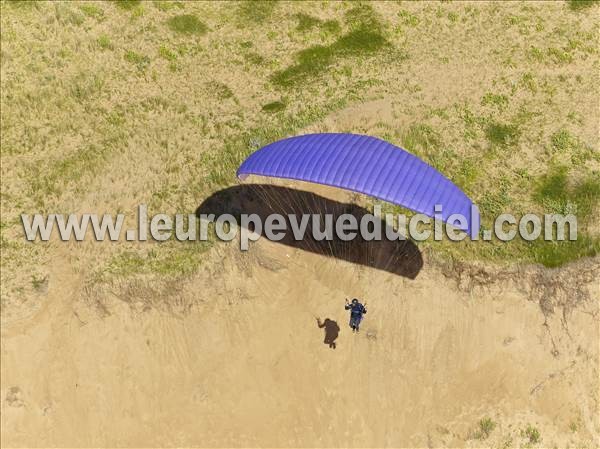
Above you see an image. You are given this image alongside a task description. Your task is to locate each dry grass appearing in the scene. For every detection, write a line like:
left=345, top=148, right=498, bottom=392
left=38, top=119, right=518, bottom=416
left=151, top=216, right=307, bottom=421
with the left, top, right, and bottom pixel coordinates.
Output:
left=1, top=1, right=599, bottom=310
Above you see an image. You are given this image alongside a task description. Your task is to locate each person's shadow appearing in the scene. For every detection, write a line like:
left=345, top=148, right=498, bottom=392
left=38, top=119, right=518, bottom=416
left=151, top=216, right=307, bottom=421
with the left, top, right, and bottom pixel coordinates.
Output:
left=316, top=318, right=340, bottom=349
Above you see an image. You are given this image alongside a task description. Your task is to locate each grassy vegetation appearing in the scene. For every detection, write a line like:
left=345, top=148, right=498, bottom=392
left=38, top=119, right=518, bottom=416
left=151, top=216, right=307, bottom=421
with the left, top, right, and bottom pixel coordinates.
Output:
left=27, top=129, right=127, bottom=208
left=236, top=1, right=278, bottom=24
left=568, top=0, right=598, bottom=11
left=294, top=12, right=321, bottom=32
left=97, top=34, right=113, bottom=50
left=391, top=115, right=599, bottom=267
left=568, top=417, right=581, bottom=433
left=201, top=97, right=349, bottom=189
left=473, top=417, right=497, bottom=440
left=272, top=4, right=388, bottom=88
left=485, top=122, right=521, bottom=147
left=153, top=1, right=185, bottom=13
left=124, top=49, right=150, bottom=71
left=272, top=28, right=388, bottom=87
left=400, top=124, right=440, bottom=154
left=262, top=100, right=286, bottom=113
left=100, top=242, right=210, bottom=279
left=79, top=3, right=104, bottom=20
left=534, top=165, right=600, bottom=220
left=527, top=236, right=599, bottom=268
left=206, top=81, right=235, bottom=101
left=1, top=1, right=598, bottom=301
left=167, top=14, right=207, bottom=35
left=294, top=12, right=341, bottom=34
left=112, top=0, right=141, bottom=11
left=521, top=424, right=541, bottom=444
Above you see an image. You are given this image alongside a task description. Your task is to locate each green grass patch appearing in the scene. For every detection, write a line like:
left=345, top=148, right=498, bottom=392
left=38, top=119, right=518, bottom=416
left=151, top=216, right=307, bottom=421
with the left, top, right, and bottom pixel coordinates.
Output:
left=520, top=72, right=537, bottom=92
left=262, top=100, right=286, bottom=113
left=335, top=27, right=388, bottom=54
left=485, top=122, right=520, bottom=146
left=548, top=129, right=593, bottom=163
left=447, top=11, right=459, bottom=23
left=569, top=418, right=582, bottom=433
left=153, top=1, right=184, bottom=12
left=572, top=175, right=600, bottom=217
left=273, top=44, right=334, bottom=86
left=521, top=424, right=541, bottom=444
left=323, top=19, right=341, bottom=34
left=80, top=4, right=104, bottom=20
left=167, top=14, right=207, bottom=35
left=426, top=225, right=598, bottom=269
left=453, top=158, right=479, bottom=191
left=272, top=27, right=388, bottom=87
left=571, top=145, right=599, bottom=165
left=481, top=92, right=509, bottom=110
left=427, top=148, right=457, bottom=173
left=398, top=9, right=420, bottom=27
left=345, top=3, right=382, bottom=31
left=31, top=274, right=47, bottom=290
left=528, top=165, right=599, bottom=268
left=112, top=0, right=141, bottom=11
left=293, top=14, right=340, bottom=34
left=568, top=0, right=598, bottom=11
left=474, top=417, right=497, bottom=440
left=547, top=46, right=574, bottom=64
left=534, top=165, right=600, bottom=220
left=529, top=46, right=575, bottom=65
left=528, top=46, right=545, bottom=62
left=479, top=177, right=512, bottom=218
left=97, top=34, right=113, bottom=50
left=206, top=81, right=235, bottom=100
left=400, top=124, right=441, bottom=155
left=294, top=12, right=321, bottom=31
left=237, top=1, right=277, bottom=24
left=158, top=45, right=177, bottom=61
left=238, top=40, right=267, bottom=65
left=397, top=123, right=481, bottom=191
left=272, top=5, right=388, bottom=88
left=526, top=236, right=599, bottom=268
left=550, top=128, right=575, bottom=152
left=536, top=165, right=569, bottom=201
left=124, top=50, right=150, bottom=71
left=244, top=51, right=265, bottom=65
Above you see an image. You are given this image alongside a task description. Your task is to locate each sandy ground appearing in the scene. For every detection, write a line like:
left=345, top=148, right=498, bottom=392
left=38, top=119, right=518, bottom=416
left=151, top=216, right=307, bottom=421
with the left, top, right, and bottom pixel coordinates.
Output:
left=2, top=191, right=599, bottom=447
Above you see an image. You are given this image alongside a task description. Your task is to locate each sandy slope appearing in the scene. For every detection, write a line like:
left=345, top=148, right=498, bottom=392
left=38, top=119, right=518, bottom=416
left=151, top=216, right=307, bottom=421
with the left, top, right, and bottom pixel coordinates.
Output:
left=1, top=236, right=598, bottom=448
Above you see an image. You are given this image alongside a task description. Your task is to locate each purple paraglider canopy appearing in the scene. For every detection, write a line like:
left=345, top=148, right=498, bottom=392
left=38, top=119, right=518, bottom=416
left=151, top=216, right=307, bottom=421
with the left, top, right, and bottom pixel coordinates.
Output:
left=237, top=133, right=479, bottom=235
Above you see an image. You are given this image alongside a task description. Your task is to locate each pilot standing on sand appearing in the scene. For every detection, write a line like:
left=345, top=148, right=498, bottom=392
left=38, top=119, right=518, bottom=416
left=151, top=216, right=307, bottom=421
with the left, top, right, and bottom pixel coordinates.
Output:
left=345, top=298, right=367, bottom=333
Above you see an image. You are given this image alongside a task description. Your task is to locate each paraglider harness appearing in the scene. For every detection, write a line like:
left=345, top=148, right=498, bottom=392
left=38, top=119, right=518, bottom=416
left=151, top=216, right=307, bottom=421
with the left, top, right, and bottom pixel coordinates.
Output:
left=345, top=298, right=367, bottom=331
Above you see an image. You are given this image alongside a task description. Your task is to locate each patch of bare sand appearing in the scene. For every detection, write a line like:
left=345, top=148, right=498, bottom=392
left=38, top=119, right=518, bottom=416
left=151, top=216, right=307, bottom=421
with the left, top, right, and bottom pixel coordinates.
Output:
left=1, top=235, right=598, bottom=448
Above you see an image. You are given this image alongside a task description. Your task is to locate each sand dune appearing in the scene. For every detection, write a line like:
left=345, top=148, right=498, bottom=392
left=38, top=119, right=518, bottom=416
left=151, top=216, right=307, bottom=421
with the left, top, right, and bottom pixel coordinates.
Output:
left=2, top=236, right=598, bottom=447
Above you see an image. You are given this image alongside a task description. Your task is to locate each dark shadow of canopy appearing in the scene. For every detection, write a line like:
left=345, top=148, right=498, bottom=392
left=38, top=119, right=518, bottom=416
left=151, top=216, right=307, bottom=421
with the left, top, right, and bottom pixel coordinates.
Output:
left=195, top=184, right=423, bottom=280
